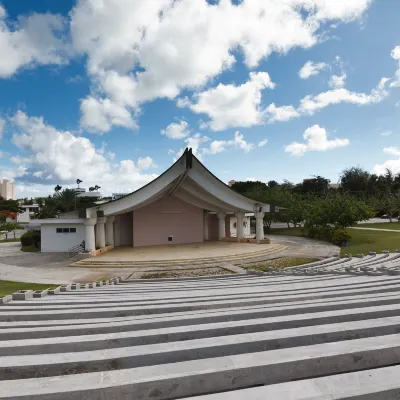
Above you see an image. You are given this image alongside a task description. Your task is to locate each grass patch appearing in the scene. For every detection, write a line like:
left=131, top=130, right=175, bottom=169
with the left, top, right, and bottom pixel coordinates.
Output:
left=268, top=227, right=305, bottom=237
left=140, top=267, right=230, bottom=279
left=355, top=222, right=400, bottom=230
left=0, top=238, right=20, bottom=243
left=343, top=229, right=400, bottom=256
left=269, top=226, right=400, bottom=256
left=241, top=257, right=317, bottom=272
left=0, top=280, right=57, bottom=298
left=20, top=245, right=40, bottom=252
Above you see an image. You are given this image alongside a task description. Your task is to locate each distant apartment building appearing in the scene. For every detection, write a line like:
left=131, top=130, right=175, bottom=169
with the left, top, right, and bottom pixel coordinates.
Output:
left=0, top=179, right=16, bottom=200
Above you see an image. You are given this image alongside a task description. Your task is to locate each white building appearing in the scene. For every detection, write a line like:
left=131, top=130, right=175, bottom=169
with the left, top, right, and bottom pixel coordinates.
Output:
left=0, top=179, right=16, bottom=200
left=17, top=204, right=40, bottom=223
left=38, top=149, right=270, bottom=253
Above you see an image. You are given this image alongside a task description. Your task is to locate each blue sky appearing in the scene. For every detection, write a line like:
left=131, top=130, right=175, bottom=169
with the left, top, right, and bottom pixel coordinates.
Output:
left=0, top=0, right=400, bottom=198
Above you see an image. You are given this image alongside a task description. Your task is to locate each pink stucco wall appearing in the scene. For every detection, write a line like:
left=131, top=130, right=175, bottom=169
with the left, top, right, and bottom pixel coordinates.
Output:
left=208, top=214, right=219, bottom=241
left=132, top=196, right=204, bottom=247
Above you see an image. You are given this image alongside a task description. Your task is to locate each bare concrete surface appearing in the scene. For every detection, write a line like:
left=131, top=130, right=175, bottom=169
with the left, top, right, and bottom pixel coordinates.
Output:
left=0, top=237, right=338, bottom=283
left=2, top=273, right=400, bottom=398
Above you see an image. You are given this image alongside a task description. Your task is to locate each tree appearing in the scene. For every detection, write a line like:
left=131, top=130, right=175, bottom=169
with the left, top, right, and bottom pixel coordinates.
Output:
left=340, top=167, right=370, bottom=196
left=0, top=196, right=23, bottom=215
left=0, top=221, right=23, bottom=241
left=370, top=193, right=400, bottom=222
left=230, top=181, right=268, bottom=196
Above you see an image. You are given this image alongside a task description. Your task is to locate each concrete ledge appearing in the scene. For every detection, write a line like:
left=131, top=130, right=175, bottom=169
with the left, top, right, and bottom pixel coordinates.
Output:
left=60, top=285, right=72, bottom=292
left=32, top=290, right=48, bottom=298
left=47, top=287, right=61, bottom=295
left=12, top=290, right=33, bottom=301
left=0, top=296, right=12, bottom=304
left=88, top=244, right=114, bottom=257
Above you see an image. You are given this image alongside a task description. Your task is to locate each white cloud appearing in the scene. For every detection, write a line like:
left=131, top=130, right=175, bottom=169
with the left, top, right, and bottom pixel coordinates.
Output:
left=70, top=0, right=372, bottom=132
left=0, top=5, right=67, bottom=78
left=267, top=77, right=389, bottom=122
left=9, top=111, right=158, bottom=195
left=258, top=139, right=268, bottom=147
left=285, top=124, right=349, bottom=156
left=390, top=45, right=400, bottom=88
left=80, top=96, right=136, bottom=133
left=266, top=103, right=301, bottom=122
left=299, top=61, right=327, bottom=79
left=182, top=72, right=275, bottom=131
left=380, top=130, right=392, bottom=136
left=383, top=147, right=400, bottom=157
left=373, top=159, right=400, bottom=175
left=161, top=120, right=190, bottom=140
left=208, top=131, right=254, bottom=155
left=137, top=156, right=157, bottom=170
left=0, top=119, right=4, bottom=139
left=328, top=73, right=347, bottom=88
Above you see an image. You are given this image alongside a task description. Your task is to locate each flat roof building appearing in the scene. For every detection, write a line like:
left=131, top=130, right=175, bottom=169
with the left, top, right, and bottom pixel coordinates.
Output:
left=0, top=179, right=16, bottom=200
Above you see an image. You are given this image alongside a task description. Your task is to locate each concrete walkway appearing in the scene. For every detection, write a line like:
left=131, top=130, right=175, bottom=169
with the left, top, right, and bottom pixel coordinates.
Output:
left=350, top=227, right=400, bottom=233
left=0, top=237, right=338, bottom=284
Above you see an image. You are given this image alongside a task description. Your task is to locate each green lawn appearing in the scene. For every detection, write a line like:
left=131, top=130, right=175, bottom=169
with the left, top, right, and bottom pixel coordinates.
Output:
left=355, top=222, right=400, bottom=230
left=268, top=227, right=400, bottom=256
left=268, top=227, right=304, bottom=237
left=0, top=280, right=57, bottom=298
left=241, top=257, right=317, bottom=272
left=0, top=238, right=20, bottom=243
left=20, top=245, right=40, bottom=252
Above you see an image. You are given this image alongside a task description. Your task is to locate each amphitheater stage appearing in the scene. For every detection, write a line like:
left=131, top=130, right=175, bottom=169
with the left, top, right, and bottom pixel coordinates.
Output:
left=71, top=241, right=287, bottom=268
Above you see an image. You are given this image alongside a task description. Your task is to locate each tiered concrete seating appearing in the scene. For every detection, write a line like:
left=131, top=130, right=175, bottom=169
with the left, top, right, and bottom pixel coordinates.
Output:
left=3, top=266, right=400, bottom=398
left=264, top=251, right=400, bottom=276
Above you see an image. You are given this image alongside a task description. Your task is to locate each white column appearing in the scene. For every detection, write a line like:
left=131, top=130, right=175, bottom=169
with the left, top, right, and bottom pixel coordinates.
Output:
left=203, top=211, right=209, bottom=241
left=217, top=212, right=226, bottom=240
left=255, top=211, right=265, bottom=242
left=235, top=212, right=245, bottom=241
left=84, top=218, right=97, bottom=252
left=105, top=216, right=115, bottom=246
left=95, top=216, right=107, bottom=249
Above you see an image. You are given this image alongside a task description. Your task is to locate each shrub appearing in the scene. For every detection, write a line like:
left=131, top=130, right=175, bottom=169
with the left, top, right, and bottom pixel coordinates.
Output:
left=20, top=231, right=33, bottom=246
left=331, top=228, right=351, bottom=246
left=31, top=230, right=41, bottom=248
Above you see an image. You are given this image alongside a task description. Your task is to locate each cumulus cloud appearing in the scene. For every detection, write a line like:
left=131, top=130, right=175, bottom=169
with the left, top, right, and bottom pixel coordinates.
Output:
left=390, top=45, right=400, bottom=87
left=299, top=61, right=327, bottom=79
left=180, top=72, right=275, bottom=131
left=208, top=131, right=254, bottom=155
left=80, top=96, right=137, bottom=133
left=9, top=111, right=157, bottom=194
left=285, top=124, right=349, bottom=156
left=258, top=139, right=268, bottom=147
left=383, top=147, right=400, bottom=157
left=161, top=120, right=190, bottom=140
left=267, top=77, right=389, bottom=122
left=70, top=0, right=372, bottom=132
left=0, top=5, right=67, bottom=78
left=0, top=119, right=5, bottom=139
left=266, top=103, right=301, bottom=122
left=328, top=73, right=347, bottom=88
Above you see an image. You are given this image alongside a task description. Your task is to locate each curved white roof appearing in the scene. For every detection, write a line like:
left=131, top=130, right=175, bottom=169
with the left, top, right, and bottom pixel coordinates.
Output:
left=86, top=149, right=269, bottom=218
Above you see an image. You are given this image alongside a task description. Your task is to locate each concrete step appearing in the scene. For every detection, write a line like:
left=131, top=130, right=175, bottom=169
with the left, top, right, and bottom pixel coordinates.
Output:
left=2, top=334, right=400, bottom=398
left=182, top=365, right=400, bottom=400
left=3, top=288, right=400, bottom=322
left=6, top=282, right=400, bottom=311
left=2, top=314, right=400, bottom=357
left=70, top=244, right=288, bottom=268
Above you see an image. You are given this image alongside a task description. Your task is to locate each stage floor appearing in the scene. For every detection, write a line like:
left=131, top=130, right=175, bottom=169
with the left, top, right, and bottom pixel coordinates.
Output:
left=72, top=241, right=287, bottom=267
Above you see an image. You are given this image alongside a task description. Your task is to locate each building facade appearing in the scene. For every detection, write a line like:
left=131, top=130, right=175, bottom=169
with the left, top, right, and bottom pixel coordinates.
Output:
left=0, top=179, right=16, bottom=200
left=38, top=149, right=270, bottom=253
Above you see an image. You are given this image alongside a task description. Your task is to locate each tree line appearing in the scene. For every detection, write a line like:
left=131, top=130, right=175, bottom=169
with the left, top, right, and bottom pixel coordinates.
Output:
left=230, top=167, right=400, bottom=246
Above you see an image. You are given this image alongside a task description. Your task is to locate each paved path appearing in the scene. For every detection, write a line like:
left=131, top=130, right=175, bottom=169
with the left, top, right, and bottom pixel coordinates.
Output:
left=349, top=227, right=400, bottom=233
left=0, top=237, right=338, bottom=284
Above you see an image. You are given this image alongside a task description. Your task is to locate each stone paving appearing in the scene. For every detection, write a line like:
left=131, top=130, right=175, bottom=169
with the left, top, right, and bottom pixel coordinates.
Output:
left=0, top=237, right=338, bottom=284
left=2, top=255, right=400, bottom=398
